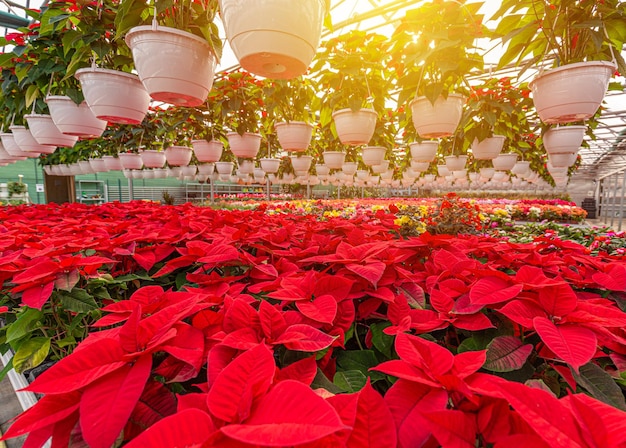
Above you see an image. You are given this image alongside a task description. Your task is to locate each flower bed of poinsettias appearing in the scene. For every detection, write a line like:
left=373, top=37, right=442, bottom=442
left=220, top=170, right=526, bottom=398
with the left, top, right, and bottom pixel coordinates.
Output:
left=1, top=201, right=625, bottom=447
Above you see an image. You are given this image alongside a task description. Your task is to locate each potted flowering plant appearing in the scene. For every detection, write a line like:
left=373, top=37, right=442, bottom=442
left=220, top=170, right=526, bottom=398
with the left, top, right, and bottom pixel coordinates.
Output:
left=312, top=30, right=393, bottom=147
left=208, top=69, right=266, bottom=159
left=462, top=77, right=536, bottom=160
left=263, top=77, right=316, bottom=152
left=116, top=0, right=223, bottom=106
left=390, top=0, right=486, bottom=138
left=493, top=0, right=626, bottom=124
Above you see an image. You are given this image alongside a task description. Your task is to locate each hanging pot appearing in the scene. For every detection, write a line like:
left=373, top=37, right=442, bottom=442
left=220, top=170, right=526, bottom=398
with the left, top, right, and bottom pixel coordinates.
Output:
left=126, top=25, right=217, bottom=107
left=219, top=0, right=325, bottom=79
left=45, top=95, right=107, bottom=138
left=548, top=152, right=578, bottom=168
left=530, top=61, right=616, bottom=124
left=260, top=158, right=280, bottom=173
left=75, top=67, right=150, bottom=124
left=275, top=121, right=314, bottom=152
left=444, top=155, right=467, bottom=171
left=511, top=161, right=531, bottom=176
left=290, top=155, right=312, bottom=172
left=215, top=161, right=234, bottom=174
left=315, top=164, right=330, bottom=176
left=226, top=132, right=262, bottom=159
left=165, top=146, right=193, bottom=166
left=118, top=153, right=144, bottom=170
left=332, top=108, right=377, bottom=146
left=89, top=158, right=108, bottom=173
left=410, top=161, right=430, bottom=172
left=0, top=133, right=30, bottom=159
left=409, top=141, right=438, bottom=162
left=371, top=160, right=389, bottom=174
left=543, top=125, right=585, bottom=155
left=471, top=135, right=505, bottom=160
left=192, top=139, right=223, bottom=163
left=140, top=150, right=167, bottom=168
left=410, top=94, right=464, bottom=138
left=322, top=151, right=345, bottom=170
left=361, top=146, right=386, bottom=167
left=24, top=114, right=78, bottom=147
left=491, top=153, right=518, bottom=171
left=10, top=125, right=56, bottom=155
left=102, top=155, right=124, bottom=171
left=341, top=162, right=358, bottom=176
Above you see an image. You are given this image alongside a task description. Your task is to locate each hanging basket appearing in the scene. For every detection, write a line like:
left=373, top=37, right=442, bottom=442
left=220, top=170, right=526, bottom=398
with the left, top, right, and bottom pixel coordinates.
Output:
left=165, top=146, right=193, bottom=166
left=219, top=0, right=325, bottom=79
left=118, top=153, right=144, bottom=170
left=409, top=141, right=438, bottom=162
left=0, top=133, right=32, bottom=159
left=410, top=94, right=464, bottom=139
left=75, top=67, right=150, bottom=125
left=361, top=146, right=386, bottom=167
left=543, top=125, right=585, bottom=155
left=192, top=140, right=223, bottom=163
left=126, top=25, right=217, bottom=107
left=10, top=125, right=56, bottom=154
left=492, top=153, right=518, bottom=171
left=226, top=132, right=262, bottom=159
left=471, top=135, right=505, bottom=160
left=45, top=95, right=107, bottom=138
left=260, top=158, right=281, bottom=173
left=322, top=151, right=346, bottom=170
left=140, top=150, right=167, bottom=168
left=548, top=152, right=578, bottom=168
left=25, top=114, right=78, bottom=148
left=341, top=162, right=358, bottom=175
left=275, top=121, right=314, bottom=152
left=332, top=108, right=377, bottom=146
left=530, top=61, right=616, bottom=124
left=444, top=155, right=467, bottom=171
left=215, top=161, right=235, bottom=174
left=290, top=155, right=313, bottom=172
left=102, top=156, right=124, bottom=171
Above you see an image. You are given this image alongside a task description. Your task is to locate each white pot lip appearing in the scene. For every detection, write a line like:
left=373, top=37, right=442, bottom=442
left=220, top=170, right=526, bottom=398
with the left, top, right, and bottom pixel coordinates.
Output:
left=192, top=139, right=223, bottom=145
left=530, top=60, right=617, bottom=84
left=332, top=107, right=377, bottom=118
left=226, top=131, right=262, bottom=138
left=45, top=95, right=74, bottom=102
left=8, top=125, right=26, bottom=130
left=166, top=145, right=192, bottom=150
left=323, top=150, right=345, bottom=155
left=290, top=155, right=312, bottom=159
left=445, top=154, right=468, bottom=159
left=126, top=25, right=213, bottom=51
left=119, top=152, right=142, bottom=157
left=496, top=153, right=518, bottom=158
left=75, top=67, right=141, bottom=82
left=410, top=93, right=465, bottom=106
left=410, top=140, right=439, bottom=147
left=24, top=114, right=53, bottom=120
left=275, top=121, right=313, bottom=127
left=140, top=149, right=164, bottom=153
left=546, top=125, right=587, bottom=132
left=260, top=157, right=280, bottom=161
left=363, top=146, right=386, bottom=151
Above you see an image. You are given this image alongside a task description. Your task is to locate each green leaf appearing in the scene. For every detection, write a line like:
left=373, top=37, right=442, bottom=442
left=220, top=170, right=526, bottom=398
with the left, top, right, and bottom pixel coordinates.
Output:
left=334, top=370, right=367, bottom=393
left=24, top=84, right=40, bottom=108
left=6, top=308, right=44, bottom=344
left=369, top=322, right=394, bottom=358
left=12, top=337, right=51, bottom=373
left=0, top=357, right=13, bottom=382
left=457, top=337, right=485, bottom=353
left=311, top=368, right=343, bottom=394
left=573, top=362, right=626, bottom=411
left=336, top=349, right=385, bottom=381
left=58, top=288, right=99, bottom=313
left=484, top=336, right=533, bottom=373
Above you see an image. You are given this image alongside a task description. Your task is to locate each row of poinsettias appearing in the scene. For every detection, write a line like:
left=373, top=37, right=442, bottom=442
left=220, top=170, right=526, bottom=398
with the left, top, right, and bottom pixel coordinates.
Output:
left=0, top=201, right=625, bottom=447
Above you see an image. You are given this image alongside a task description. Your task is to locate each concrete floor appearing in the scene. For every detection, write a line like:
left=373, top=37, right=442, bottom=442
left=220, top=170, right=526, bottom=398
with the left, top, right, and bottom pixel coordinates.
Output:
left=0, top=372, right=26, bottom=448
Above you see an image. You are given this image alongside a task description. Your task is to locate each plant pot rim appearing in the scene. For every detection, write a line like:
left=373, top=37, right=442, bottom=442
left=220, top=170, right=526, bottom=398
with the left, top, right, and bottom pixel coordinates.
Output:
left=192, top=139, right=223, bottom=144
left=332, top=108, right=377, bottom=118
left=323, top=150, right=345, bottom=154
left=75, top=67, right=140, bottom=82
left=166, top=145, right=192, bottom=150
left=24, top=113, right=53, bottom=119
left=45, top=95, right=74, bottom=101
left=290, top=155, right=312, bottom=159
left=410, top=141, right=439, bottom=146
left=8, top=125, right=25, bottom=130
left=226, top=131, right=262, bottom=138
left=410, top=93, right=465, bottom=106
left=363, top=145, right=386, bottom=150
left=529, top=60, right=617, bottom=87
left=445, top=154, right=468, bottom=159
left=275, top=121, right=313, bottom=127
left=140, top=149, right=164, bottom=153
left=546, top=125, right=587, bottom=131
left=126, top=25, right=213, bottom=52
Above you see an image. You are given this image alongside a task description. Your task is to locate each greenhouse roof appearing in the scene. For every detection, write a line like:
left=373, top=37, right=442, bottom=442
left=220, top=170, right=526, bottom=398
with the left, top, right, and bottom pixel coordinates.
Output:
left=1, top=0, right=625, bottom=181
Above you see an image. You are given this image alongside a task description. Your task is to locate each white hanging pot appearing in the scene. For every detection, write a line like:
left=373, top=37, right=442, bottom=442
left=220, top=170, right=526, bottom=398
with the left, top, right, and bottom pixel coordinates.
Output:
left=89, top=158, right=108, bottom=172
left=102, top=155, right=124, bottom=171
left=371, top=160, right=390, bottom=174
left=10, top=125, right=56, bottom=154
left=219, top=0, right=325, bottom=79
left=332, top=108, right=377, bottom=146
left=215, top=161, right=234, bottom=174
left=471, top=135, right=505, bottom=160
left=341, top=162, right=358, bottom=175
left=356, top=169, right=368, bottom=180
left=197, top=163, right=215, bottom=175
left=511, top=161, right=531, bottom=176
left=530, top=61, right=616, bottom=124
left=238, top=159, right=255, bottom=174
left=444, top=155, right=467, bottom=171
left=118, top=153, right=144, bottom=170
left=192, top=139, right=223, bottom=163
left=548, top=152, right=578, bottom=168
left=290, top=155, right=312, bottom=172
left=410, top=161, right=430, bottom=172
left=361, top=146, right=386, bottom=167
left=437, top=165, right=450, bottom=177
left=75, top=67, right=150, bottom=124
left=25, top=114, right=78, bottom=147
left=410, top=94, right=464, bottom=139
left=492, top=153, right=518, bottom=171
left=543, top=125, right=585, bottom=155
left=45, top=95, right=107, bottom=138
left=140, top=149, right=167, bottom=168
left=165, top=145, right=193, bottom=166
left=0, top=133, right=30, bottom=159
left=275, top=121, right=314, bottom=152
left=260, top=158, right=281, bottom=173
left=323, top=151, right=346, bottom=170
left=409, top=141, right=438, bottom=162
left=126, top=25, right=217, bottom=107
left=226, top=132, right=262, bottom=159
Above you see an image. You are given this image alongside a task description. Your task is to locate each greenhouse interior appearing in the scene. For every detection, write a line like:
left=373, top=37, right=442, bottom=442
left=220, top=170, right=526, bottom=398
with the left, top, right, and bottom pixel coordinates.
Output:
left=1, top=0, right=626, bottom=447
